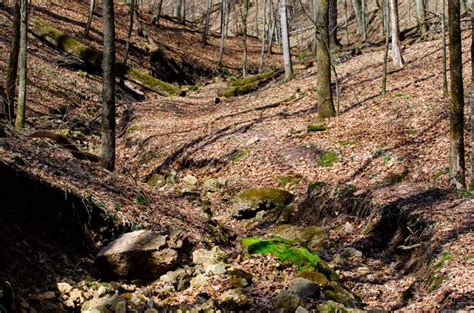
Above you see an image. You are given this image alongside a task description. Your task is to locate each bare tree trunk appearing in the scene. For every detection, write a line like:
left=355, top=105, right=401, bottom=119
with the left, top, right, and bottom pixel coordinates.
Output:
left=259, top=0, right=268, bottom=72
left=152, top=0, right=164, bottom=26
left=202, top=0, right=213, bottom=45
left=101, top=0, right=116, bottom=171
left=415, top=0, right=428, bottom=35
left=123, top=0, right=135, bottom=66
left=317, top=0, right=335, bottom=119
left=242, top=0, right=249, bottom=76
left=389, top=0, right=404, bottom=67
left=329, top=0, right=338, bottom=48
left=280, top=0, right=293, bottom=80
left=218, top=0, right=228, bottom=67
left=442, top=0, right=448, bottom=96
left=15, top=0, right=27, bottom=129
left=85, top=0, right=96, bottom=38
left=381, top=0, right=389, bottom=95
left=471, top=1, right=474, bottom=190
left=312, top=0, right=318, bottom=52
left=448, top=0, right=466, bottom=188
left=268, top=0, right=275, bottom=53
left=352, top=0, right=365, bottom=37
left=4, top=0, right=20, bottom=122
left=344, top=0, right=349, bottom=46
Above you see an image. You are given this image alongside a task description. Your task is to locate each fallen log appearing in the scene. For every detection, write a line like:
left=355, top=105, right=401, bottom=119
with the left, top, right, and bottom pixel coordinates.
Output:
left=29, top=130, right=99, bottom=162
left=30, top=18, right=185, bottom=97
left=218, top=70, right=282, bottom=97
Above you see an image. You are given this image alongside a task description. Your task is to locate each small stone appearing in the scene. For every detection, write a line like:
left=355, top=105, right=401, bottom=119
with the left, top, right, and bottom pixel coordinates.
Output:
left=343, top=222, right=354, bottom=232
left=190, top=274, right=210, bottom=288
left=341, top=247, right=363, bottom=258
left=205, top=263, right=227, bottom=275
left=115, top=301, right=126, bottom=313
left=182, top=175, right=198, bottom=187
left=35, top=291, right=56, bottom=301
left=357, top=266, right=371, bottom=275
left=295, top=306, right=309, bottom=313
left=272, top=290, right=300, bottom=313
left=289, top=278, right=320, bottom=298
left=97, top=286, right=107, bottom=296
left=219, top=288, right=250, bottom=309
left=57, top=282, right=73, bottom=294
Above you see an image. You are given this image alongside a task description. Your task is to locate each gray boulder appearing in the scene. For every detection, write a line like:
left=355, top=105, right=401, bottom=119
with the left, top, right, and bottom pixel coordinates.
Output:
left=96, top=230, right=189, bottom=279
left=289, top=278, right=320, bottom=298
left=232, top=188, right=294, bottom=222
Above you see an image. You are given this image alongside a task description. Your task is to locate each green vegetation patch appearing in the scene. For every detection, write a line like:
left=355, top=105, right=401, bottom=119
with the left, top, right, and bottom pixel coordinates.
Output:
left=241, top=236, right=337, bottom=280
left=241, top=236, right=321, bottom=270
left=316, top=151, right=338, bottom=167
left=230, top=149, right=249, bottom=161
left=382, top=167, right=409, bottom=186
left=275, top=175, right=301, bottom=187
left=308, top=123, right=327, bottom=132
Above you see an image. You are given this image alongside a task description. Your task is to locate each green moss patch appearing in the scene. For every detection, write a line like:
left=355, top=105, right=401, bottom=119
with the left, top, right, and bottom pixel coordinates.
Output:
left=241, top=236, right=337, bottom=281
left=220, top=71, right=279, bottom=97
left=316, top=151, right=338, bottom=167
left=230, top=149, right=249, bottom=161
left=381, top=167, right=409, bottom=186
left=308, top=123, right=327, bottom=132
left=275, top=176, right=301, bottom=187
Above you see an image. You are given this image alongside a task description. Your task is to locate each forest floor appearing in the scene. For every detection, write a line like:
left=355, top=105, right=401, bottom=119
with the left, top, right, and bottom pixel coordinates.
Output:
left=0, top=0, right=473, bottom=312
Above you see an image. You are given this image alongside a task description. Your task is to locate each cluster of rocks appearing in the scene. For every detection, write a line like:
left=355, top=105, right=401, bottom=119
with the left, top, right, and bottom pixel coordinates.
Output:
left=147, top=172, right=226, bottom=196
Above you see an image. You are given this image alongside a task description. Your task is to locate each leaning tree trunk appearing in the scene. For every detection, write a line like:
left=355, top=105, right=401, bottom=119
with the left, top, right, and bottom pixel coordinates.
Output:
left=280, top=0, right=293, bottom=80
left=202, top=0, right=213, bottom=45
left=123, top=0, right=136, bottom=66
left=389, top=0, right=404, bottom=67
left=101, top=0, right=116, bottom=171
left=85, top=0, right=96, bottom=38
left=317, top=0, right=335, bottom=119
left=4, top=0, right=20, bottom=122
left=15, top=0, right=27, bottom=129
left=415, top=0, right=428, bottom=35
left=352, top=0, right=365, bottom=38
left=448, top=0, right=466, bottom=188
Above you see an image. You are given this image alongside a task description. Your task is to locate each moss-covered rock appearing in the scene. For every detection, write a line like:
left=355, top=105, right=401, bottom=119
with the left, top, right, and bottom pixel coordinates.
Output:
left=318, top=301, right=350, bottom=313
left=272, top=224, right=329, bottom=252
left=317, top=151, right=338, bottom=167
left=31, top=18, right=184, bottom=97
left=297, top=269, right=329, bottom=286
left=323, top=282, right=361, bottom=308
left=272, top=290, right=301, bottom=313
left=219, top=71, right=280, bottom=97
left=241, top=236, right=337, bottom=281
left=232, top=188, right=294, bottom=221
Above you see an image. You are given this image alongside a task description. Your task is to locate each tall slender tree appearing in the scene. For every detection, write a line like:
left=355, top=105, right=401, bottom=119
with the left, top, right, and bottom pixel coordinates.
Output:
left=329, top=0, right=338, bottom=48
left=442, top=0, right=448, bottom=96
left=101, top=0, right=116, bottom=170
left=242, top=0, right=249, bottom=76
left=416, top=0, right=428, bottom=35
left=85, top=0, right=96, bottom=38
left=448, top=0, right=465, bottom=188
left=202, top=0, right=213, bottom=45
left=3, top=0, right=20, bottom=122
left=389, top=0, right=404, bottom=67
left=317, top=0, right=335, bottom=119
left=123, top=0, right=136, bottom=66
left=280, top=0, right=293, bottom=80
left=218, top=0, right=228, bottom=67
left=15, top=0, right=28, bottom=129
left=471, top=0, right=474, bottom=190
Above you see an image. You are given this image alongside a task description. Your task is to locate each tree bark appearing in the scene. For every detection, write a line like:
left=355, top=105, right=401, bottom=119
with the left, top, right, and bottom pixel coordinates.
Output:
left=471, top=1, right=474, bottom=190
left=415, top=0, right=428, bottom=35
left=329, top=0, right=338, bottom=48
left=448, top=0, right=466, bottom=188
left=15, top=0, right=27, bottom=129
left=101, top=0, right=116, bottom=171
left=389, top=0, right=404, bottom=67
left=152, top=0, right=164, bottom=26
left=280, top=0, right=293, bottom=80
left=242, top=0, right=249, bottom=76
left=85, top=0, right=96, bottom=38
left=381, top=0, right=389, bottom=95
left=202, top=0, right=213, bottom=45
left=442, top=0, right=448, bottom=96
left=317, top=0, right=335, bottom=119
left=218, top=0, right=228, bottom=67
left=3, top=0, right=20, bottom=122
left=123, top=0, right=136, bottom=66
left=259, top=0, right=268, bottom=72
